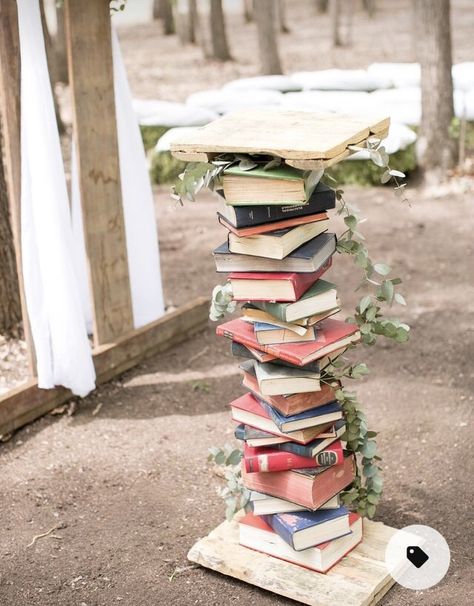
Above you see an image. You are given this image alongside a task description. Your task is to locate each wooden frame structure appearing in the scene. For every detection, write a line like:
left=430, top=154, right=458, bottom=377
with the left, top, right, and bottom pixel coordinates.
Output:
left=0, top=0, right=208, bottom=436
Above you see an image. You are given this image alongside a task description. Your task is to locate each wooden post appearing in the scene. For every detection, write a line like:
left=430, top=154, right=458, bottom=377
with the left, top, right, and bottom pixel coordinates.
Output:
left=0, top=0, right=36, bottom=374
left=64, top=0, right=134, bottom=346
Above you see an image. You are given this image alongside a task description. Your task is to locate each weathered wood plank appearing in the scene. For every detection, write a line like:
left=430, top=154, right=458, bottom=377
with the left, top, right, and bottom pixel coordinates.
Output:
left=170, top=110, right=390, bottom=162
left=0, top=297, right=210, bottom=436
left=187, top=515, right=397, bottom=606
left=64, top=0, right=133, bottom=346
left=0, top=0, right=35, bottom=374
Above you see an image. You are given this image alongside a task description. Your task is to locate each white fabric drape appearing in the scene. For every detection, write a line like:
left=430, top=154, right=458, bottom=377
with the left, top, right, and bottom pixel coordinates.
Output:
left=17, top=0, right=96, bottom=396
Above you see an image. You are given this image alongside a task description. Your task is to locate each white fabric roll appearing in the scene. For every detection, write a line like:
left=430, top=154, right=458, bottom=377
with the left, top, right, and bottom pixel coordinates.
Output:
left=17, top=0, right=96, bottom=396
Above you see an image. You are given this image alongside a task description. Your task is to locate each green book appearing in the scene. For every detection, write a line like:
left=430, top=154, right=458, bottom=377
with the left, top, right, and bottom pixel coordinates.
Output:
left=224, top=164, right=304, bottom=181
left=251, top=279, right=339, bottom=323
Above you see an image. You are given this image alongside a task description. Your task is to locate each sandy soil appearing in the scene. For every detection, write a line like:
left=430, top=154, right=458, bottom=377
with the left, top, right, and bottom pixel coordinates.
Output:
left=2, top=2, right=474, bottom=604
left=1, top=183, right=473, bottom=606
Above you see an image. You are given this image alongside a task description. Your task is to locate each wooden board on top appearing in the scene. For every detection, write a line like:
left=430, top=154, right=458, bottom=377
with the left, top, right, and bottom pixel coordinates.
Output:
left=170, top=109, right=390, bottom=164
left=188, top=513, right=397, bottom=606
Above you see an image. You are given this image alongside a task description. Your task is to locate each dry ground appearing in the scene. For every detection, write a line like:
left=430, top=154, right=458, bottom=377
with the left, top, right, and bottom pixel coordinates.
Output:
left=1, top=184, right=473, bottom=606
left=2, top=1, right=474, bottom=604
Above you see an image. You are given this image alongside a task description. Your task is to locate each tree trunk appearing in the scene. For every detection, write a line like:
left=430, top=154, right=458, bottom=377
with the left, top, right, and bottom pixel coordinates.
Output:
left=362, top=0, right=376, bottom=18
left=53, top=4, right=68, bottom=84
left=330, top=0, right=353, bottom=47
left=243, top=0, right=253, bottom=22
left=254, top=0, right=283, bottom=75
left=154, top=0, right=175, bottom=34
left=0, top=127, right=22, bottom=336
left=277, top=0, right=290, bottom=33
left=414, top=0, right=456, bottom=178
left=209, top=0, right=232, bottom=61
left=176, top=0, right=198, bottom=45
left=317, top=0, right=329, bottom=13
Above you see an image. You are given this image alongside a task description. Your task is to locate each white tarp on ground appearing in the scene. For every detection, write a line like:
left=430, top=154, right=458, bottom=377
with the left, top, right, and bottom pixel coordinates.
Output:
left=17, top=0, right=96, bottom=396
left=368, top=61, right=474, bottom=91
left=223, top=75, right=301, bottom=93
left=154, top=126, right=199, bottom=152
left=186, top=88, right=282, bottom=114
left=133, top=98, right=218, bottom=127
left=291, top=69, right=392, bottom=91
left=281, top=90, right=377, bottom=114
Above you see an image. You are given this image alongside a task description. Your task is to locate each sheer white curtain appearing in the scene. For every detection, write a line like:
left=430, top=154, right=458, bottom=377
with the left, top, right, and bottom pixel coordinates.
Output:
left=18, top=1, right=164, bottom=397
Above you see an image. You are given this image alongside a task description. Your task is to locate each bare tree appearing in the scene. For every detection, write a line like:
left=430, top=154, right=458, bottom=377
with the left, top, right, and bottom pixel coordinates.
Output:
left=243, top=0, right=253, bottom=22
left=53, top=3, right=68, bottom=83
left=362, top=0, right=376, bottom=18
left=209, top=0, right=232, bottom=61
left=176, top=0, right=198, bottom=44
left=277, top=0, right=290, bottom=34
left=330, top=0, right=353, bottom=47
left=154, top=0, right=175, bottom=35
left=0, top=128, right=21, bottom=336
left=414, top=0, right=456, bottom=178
left=254, top=0, right=283, bottom=75
left=317, top=0, right=329, bottom=13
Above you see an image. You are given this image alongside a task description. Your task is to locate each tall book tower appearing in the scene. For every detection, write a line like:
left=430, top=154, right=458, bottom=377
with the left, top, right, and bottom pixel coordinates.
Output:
left=171, top=111, right=398, bottom=606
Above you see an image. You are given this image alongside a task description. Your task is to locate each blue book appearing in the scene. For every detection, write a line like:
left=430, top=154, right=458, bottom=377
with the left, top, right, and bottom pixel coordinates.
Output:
left=262, top=506, right=351, bottom=551
left=275, top=419, right=346, bottom=457
left=258, top=398, right=342, bottom=432
left=254, top=322, right=282, bottom=332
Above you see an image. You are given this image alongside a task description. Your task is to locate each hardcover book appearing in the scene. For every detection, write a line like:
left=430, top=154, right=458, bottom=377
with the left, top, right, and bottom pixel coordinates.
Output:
left=262, top=506, right=350, bottom=551
left=251, top=279, right=339, bottom=323
left=216, top=181, right=336, bottom=228
left=249, top=491, right=341, bottom=515
left=213, top=232, right=336, bottom=273
left=234, top=424, right=292, bottom=447
left=239, top=512, right=362, bottom=573
left=241, top=452, right=356, bottom=509
left=275, top=420, right=347, bottom=458
left=230, top=393, right=333, bottom=444
left=253, top=322, right=317, bottom=346
left=228, top=220, right=329, bottom=260
left=242, top=303, right=341, bottom=329
left=218, top=211, right=329, bottom=238
left=258, top=398, right=343, bottom=432
left=217, top=317, right=360, bottom=366
left=229, top=260, right=331, bottom=302
left=243, top=440, right=344, bottom=474
left=253, top=360, right=321, bottom=396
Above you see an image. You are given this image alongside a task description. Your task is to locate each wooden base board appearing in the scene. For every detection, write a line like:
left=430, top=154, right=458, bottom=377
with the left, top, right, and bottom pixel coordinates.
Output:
left=188, top=514, right=397, bottom=606
left=0, top=297, right=210, bottom=436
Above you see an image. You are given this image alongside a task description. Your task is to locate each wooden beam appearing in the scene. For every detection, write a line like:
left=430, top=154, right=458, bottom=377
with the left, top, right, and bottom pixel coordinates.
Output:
left=0, top=0, right=35, bottom=374
left=0, top=298, right=210, bottom=436
left=64, top=0, right=133, bottom=346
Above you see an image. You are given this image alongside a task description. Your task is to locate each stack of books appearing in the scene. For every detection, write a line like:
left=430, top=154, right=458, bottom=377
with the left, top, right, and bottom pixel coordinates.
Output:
left=214, top=164, right=363, bottom=574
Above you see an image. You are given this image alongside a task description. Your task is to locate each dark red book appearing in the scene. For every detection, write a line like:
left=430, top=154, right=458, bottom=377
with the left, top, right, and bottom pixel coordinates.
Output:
left=243, top=440, right=344, bottom=473
left=242, top=367, right=339, bottom=416
left=242, top=453, right=356, bottom=510
left=217, top=318, right=360, bottom=366
left=230, top=393, right=332, bottom=445
left=228, top=258, right=332, bottom=302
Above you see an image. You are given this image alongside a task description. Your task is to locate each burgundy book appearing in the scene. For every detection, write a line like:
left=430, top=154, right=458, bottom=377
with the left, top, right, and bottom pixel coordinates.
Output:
left=230, top=393, right=332, bottom=445
left=217, top=318, right=360, bottom=366
left=228, top=258, right=332, bottom=302
left=243, top=440, right=344, bottom=473
left=242, top=367, right=339, bottom=417
left=242, top=453, right=356, bottom=509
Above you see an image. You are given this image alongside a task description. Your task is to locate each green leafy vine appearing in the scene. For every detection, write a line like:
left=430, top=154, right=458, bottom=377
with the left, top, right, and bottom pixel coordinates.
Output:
left=176, top=138, right=410, bottom=520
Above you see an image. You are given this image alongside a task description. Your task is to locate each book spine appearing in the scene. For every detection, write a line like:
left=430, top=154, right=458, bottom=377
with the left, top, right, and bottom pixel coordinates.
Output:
left=261, top=514, right=296, bottom=550
left=243, top=450, right=319, bottom=473
left=232, top=192, right=336, bottom=228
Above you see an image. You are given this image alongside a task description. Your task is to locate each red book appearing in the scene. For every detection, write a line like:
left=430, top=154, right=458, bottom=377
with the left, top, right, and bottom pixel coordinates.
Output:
left=230, top=393, right=332, bottom=445
left=239, top=512, right=362, bottom=574
left=242, top=368, right=339, bottom=416
left=218, top=211, right=329, bottom=237
left=228, top=259, right=332, bottom=302
left=243, top=440, right=344, bottom=473
left=242, top=453, right=356, bottom=509
left=217, top=318, right=360, bottom=366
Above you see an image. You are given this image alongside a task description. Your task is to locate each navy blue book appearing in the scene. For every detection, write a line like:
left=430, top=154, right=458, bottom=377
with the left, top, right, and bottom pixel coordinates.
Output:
left=275, top=419, right=346, bottom=457
left=234, top=423, right=290, bottom=447
left=262, top=506, right=351, bottom=551
left=236, top=347, right=320, bottom=373
left=216, top=182, right=336, bottom=229
left=258, top=398, right=342, bottom=433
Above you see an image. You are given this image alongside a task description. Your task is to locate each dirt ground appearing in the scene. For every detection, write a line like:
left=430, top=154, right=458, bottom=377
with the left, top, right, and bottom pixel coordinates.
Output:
left=2, top=2, right=474, bottom=605
left=1, top=183, right=473, bottom=606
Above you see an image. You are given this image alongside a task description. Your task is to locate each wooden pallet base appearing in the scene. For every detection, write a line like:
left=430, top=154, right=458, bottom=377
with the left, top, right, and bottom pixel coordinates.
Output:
left=188, top=514, right=398, bottom=606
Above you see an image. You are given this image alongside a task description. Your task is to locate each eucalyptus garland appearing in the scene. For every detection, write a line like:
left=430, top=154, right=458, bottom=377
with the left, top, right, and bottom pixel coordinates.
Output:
left=177, top=138, right=410, bottom=521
